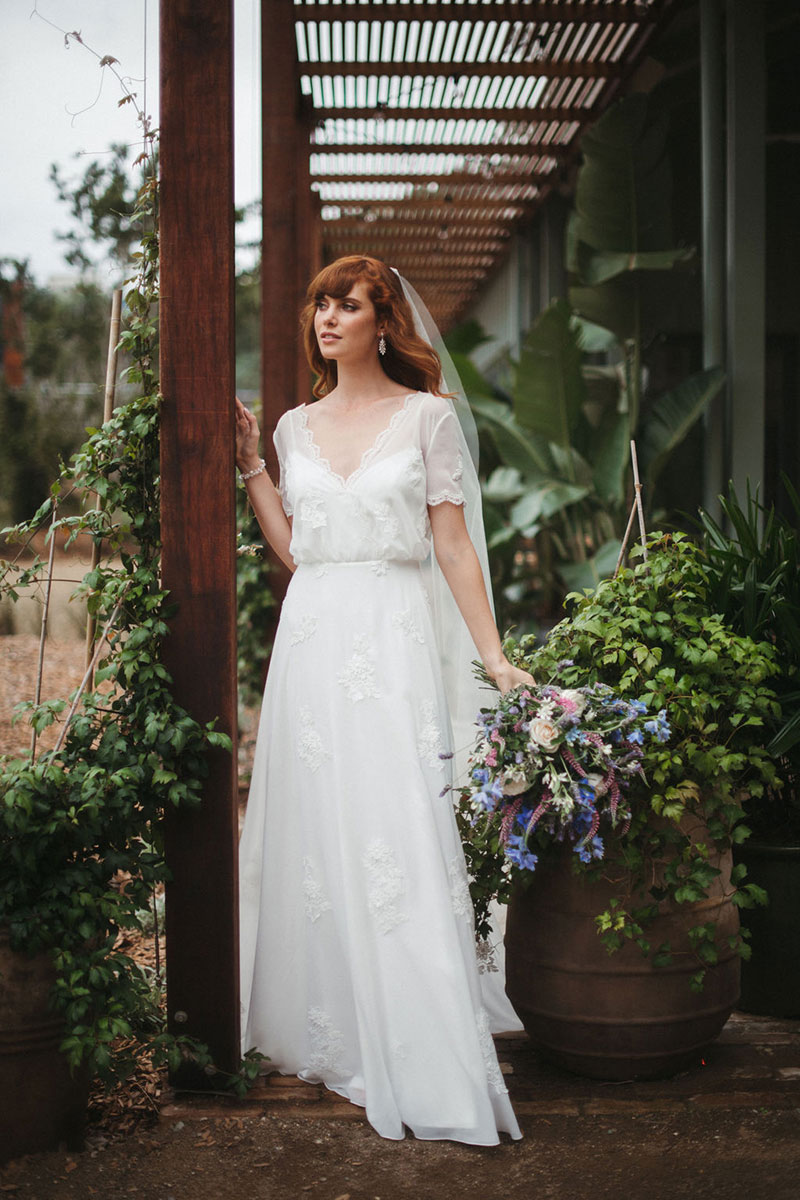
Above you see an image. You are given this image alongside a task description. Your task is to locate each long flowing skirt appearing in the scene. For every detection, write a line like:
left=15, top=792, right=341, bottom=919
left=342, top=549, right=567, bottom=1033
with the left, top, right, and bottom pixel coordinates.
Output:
left=239, top=559, right=522, bottom=1144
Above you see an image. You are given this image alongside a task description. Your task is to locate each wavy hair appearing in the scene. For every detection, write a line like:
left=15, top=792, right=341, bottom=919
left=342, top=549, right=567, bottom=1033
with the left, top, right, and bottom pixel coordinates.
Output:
left=300, top=255, right=447, bottom=400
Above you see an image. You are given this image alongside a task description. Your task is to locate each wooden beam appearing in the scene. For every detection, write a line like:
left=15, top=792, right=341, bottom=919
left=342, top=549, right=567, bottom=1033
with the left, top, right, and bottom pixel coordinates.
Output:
left=312, top=170, right=553, bottom=184
left=310, top=142, right=572, bottom=157
left=160, top=0, right=240, bottom=1079
left=294, top=2, right=654, bottom=24
left=300, top=60, right=615, bottom=79
left=312, top=106, right=594, bottom=122
left=326, top=216, right=522, bottom=232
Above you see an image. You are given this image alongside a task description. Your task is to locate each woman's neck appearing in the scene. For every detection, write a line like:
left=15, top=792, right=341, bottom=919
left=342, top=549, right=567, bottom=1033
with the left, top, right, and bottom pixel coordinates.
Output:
left=328, top=357, right=401, bottom=407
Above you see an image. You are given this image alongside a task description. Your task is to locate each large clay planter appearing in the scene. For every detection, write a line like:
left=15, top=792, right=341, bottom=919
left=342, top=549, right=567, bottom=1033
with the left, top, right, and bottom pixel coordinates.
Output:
left=736, top=841, right=800, bottom=1019
left=505, top=833, right=740, bottom=1080
left=0, top=928, right=88, bottom=1163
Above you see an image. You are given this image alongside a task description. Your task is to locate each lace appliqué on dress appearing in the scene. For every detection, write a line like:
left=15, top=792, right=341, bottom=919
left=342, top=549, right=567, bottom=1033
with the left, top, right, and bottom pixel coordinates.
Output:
left=391, top=608, right=425, bottom=644
left=296, top=706, right=331, bottom=773
left=303, top=858, right=332, bottom=923
left=307, top=1007, right=345, bottom=1075
left=373, top=501, right=400, bottom=541
left=448, top=855, right=473, bottom=920
left=370, top=560, right=389, bottom=576
left=417, top=699, right=446, bottom=771
left=289, top=614, right=319, bottom=645
left=299, top=493, right=327, bottom=529
left=363, top=840, right=408, bottom=934
left=475, top=937, right=499, bottom=975
left=475, top=1007, right=509, bottom=1096
left=338, top=634, right=381, bottom=703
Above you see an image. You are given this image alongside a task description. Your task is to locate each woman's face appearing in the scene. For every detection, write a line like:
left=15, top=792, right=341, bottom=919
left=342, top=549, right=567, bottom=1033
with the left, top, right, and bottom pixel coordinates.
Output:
left=313, top=280, right=381, bottom=364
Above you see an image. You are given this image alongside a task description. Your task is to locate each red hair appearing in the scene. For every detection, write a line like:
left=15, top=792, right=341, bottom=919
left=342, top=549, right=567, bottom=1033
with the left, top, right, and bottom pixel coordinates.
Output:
left=301, top=255, right=447, bottom=400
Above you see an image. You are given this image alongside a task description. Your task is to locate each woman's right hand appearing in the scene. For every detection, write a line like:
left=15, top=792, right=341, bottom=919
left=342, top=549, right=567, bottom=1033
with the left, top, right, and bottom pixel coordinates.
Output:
left=236, top=397, right=262, bottom=470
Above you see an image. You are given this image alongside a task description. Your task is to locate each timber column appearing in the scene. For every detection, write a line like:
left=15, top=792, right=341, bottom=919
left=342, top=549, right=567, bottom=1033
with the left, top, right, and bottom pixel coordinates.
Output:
left=262, top=0, right=304, bottom=454
left=160, top=0, right=240, bottom=1075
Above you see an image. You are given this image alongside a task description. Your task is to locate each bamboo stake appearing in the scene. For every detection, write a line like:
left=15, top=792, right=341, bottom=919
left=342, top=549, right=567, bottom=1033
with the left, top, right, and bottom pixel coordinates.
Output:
left=30, top=502, right=59, bottom=759
left=614, top=440, right=649, bottom=577
left=48, top=589, right=127, bottom=762
left=630, top=439, right=648, bottom=562
left=84, top=288, right=123, bottom=681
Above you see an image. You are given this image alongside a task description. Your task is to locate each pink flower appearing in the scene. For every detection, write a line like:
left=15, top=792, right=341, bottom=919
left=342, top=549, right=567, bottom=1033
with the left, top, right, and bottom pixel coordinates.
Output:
left=485, top=748, right=498, bottom=767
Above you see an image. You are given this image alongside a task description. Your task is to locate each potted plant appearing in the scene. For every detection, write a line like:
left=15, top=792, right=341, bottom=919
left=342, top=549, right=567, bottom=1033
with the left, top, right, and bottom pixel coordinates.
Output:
left=459, top=533, right=780, bottom=1079
left=698, top=481, right=800, bottom=1017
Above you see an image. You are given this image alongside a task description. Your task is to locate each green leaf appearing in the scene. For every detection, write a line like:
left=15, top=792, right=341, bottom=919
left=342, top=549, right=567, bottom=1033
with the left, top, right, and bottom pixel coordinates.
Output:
left=469, top=397, right=553, bottom=476
left=639, top=367, right=726, bottom=488
left=513, top=299, right=586, bottom=449
left=575, top=243, right=695, bottom=286
left=559, top=540, right=622, bottom=593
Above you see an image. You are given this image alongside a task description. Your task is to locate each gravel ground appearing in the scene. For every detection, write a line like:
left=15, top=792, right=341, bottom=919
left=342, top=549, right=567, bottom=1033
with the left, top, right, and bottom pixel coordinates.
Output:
left=2, top=1105, right=800, bottom=1200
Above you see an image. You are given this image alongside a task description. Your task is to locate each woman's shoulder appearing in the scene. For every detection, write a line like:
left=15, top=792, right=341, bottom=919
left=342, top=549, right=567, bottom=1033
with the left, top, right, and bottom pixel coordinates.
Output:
left=412, top=390, right=454, bottom=420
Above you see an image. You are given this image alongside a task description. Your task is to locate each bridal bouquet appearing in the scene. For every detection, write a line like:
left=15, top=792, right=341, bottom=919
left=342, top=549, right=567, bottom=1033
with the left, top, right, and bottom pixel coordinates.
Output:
left=459, top=682, right=670, bottom=932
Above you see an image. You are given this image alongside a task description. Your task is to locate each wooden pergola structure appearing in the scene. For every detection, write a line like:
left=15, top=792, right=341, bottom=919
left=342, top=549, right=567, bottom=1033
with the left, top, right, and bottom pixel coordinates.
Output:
left=157, top=0, right=680, bottom=1075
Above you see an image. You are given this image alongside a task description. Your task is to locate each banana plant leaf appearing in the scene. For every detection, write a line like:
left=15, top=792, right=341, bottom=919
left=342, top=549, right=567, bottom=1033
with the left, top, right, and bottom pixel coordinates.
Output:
left=590, top=410, right=630, bottom=505
left=444, top=320, right=494, bottom=356
left=509, top=480, right=591, bottom=532
left=482, top=466, right=528, bottom=503
left=575, top=243, right=696, bottom=286
left=638, top=366, right=725, bottom=488
left=559, top=539, right=623, bottom=593
left=574, top=94, right=674, bottom=255
left=569, top=276, right=638, bottom=344
left=469, top=396, right=554, bottom=477
left=513, top=299, right=586, bottom=450
left=571, top=314, right=619, bottom=354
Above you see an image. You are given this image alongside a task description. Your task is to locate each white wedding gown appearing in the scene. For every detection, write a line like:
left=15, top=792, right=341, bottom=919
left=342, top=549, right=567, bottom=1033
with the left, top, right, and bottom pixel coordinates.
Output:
left=238, top=390, right=522, bottom=1144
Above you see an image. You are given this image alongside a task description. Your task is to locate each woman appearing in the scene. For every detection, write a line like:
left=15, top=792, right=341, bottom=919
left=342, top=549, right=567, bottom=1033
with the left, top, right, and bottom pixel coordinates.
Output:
left=236, top=256, right=530, bottom=1144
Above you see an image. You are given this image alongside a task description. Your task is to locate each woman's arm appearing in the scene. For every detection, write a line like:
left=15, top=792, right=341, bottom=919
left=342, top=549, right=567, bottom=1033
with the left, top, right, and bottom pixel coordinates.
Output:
left=236, top=399, right=295, bottom=572
left=428, top=500, right=533, bottom=694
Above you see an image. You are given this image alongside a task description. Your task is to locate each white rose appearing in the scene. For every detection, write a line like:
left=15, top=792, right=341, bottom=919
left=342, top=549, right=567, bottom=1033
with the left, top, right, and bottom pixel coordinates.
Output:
left=501, top=770, right=531, bottom=796
left=558, top=688, right=587, bottom=716
left=528, top=717, right=561, bottom=753
left=585, top=771, right=608, bottom=797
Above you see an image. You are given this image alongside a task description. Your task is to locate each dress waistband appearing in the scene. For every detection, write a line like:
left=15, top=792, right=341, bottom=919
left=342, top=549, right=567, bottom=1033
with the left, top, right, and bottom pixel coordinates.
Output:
left=295, top=559, right=421, bottom=570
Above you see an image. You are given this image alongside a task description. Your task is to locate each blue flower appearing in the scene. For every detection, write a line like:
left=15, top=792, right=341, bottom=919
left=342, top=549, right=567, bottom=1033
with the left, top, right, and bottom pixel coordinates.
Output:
left=627, top=728, right=644, bottom=745
left=644, top=709, right=671, bottom=743
left=505, top=834, right=538, bottom=872
left=577, top=779, right=596, bottom=802
left=629, top=699, right=648, bottom=714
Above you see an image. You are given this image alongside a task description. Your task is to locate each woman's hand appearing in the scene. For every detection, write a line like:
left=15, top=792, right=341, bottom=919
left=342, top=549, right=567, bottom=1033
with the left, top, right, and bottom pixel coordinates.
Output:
left=487, top=658, right=535, bottom=696
left=236, top=397, right=262, bottom=471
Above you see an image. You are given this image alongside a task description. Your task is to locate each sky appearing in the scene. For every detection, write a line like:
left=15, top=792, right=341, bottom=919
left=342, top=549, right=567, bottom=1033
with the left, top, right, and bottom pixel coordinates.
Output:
left=1, top=0, right=263, bottom=286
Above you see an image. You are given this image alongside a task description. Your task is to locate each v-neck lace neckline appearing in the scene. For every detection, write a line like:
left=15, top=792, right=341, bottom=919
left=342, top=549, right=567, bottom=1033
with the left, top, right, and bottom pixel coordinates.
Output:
left=298, top=392, right=419, bottom=487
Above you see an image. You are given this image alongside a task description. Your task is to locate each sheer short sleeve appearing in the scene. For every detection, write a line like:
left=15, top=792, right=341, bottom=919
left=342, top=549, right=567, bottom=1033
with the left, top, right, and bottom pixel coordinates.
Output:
left=273, top=410, right=293, bottom=517
left=422, top=401, right=466, bottom=508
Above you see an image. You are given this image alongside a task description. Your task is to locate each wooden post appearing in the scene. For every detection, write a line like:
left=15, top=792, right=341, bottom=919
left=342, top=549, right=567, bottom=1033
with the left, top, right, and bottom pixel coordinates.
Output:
left=160, top=0, right=240, bottom=1077
left=296, top=95, right=316, bottom=407
left=261, top=0, right=302, bottom=455
left=261, top=0, right=301, bottom=602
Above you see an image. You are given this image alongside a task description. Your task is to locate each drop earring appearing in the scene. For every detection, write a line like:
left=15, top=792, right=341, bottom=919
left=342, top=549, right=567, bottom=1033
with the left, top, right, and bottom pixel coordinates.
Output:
left=378, top=332, right=386, bottom=356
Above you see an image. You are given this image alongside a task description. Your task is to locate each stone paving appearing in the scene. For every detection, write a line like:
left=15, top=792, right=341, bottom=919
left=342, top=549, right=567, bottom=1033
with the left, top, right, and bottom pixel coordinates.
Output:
left=161, top=1011, right=800, bottom=1125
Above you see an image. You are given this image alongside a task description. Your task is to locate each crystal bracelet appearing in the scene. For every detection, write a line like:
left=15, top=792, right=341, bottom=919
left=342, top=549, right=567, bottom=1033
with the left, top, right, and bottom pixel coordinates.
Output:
left=238, top=459, right=266, bottom=483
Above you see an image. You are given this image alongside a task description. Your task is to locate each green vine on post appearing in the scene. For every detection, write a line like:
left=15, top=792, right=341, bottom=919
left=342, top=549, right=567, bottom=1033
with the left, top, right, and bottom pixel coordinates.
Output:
left=0, top=95, right=262, bottom=1093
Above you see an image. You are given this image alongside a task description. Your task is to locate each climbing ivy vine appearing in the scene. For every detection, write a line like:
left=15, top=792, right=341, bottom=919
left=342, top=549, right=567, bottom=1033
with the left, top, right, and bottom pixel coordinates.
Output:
left=0, top=120, right=262, bottom=1091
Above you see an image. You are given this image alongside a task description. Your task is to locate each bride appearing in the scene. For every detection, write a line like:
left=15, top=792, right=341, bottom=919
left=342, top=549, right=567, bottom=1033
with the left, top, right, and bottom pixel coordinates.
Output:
left=235, top=255, right=530, bottom=1144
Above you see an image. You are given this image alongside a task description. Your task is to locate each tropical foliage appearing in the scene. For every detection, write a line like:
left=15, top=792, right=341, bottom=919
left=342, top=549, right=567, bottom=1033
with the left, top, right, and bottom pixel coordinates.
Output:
left=699, top=479, right=800, bottom=839
left=452, top=94, right=724, bottom=627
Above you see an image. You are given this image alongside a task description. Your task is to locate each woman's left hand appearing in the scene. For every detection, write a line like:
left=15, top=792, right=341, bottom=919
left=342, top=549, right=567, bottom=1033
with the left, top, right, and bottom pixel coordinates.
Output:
left=488, top=659, right=535, bottom=695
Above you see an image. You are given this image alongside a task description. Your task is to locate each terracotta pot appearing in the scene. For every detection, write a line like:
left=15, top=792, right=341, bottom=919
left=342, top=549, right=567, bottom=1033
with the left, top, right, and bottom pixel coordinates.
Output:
left=0, top=928, right=88, bottom=1163
left=737, top=841, right=800, bottom=1018
left=505, top=831, right=740, bottom=1080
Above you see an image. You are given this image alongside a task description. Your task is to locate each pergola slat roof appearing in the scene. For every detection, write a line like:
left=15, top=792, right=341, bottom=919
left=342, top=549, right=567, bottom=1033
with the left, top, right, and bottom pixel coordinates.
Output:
left=294, top=0, right=673, bottom=326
